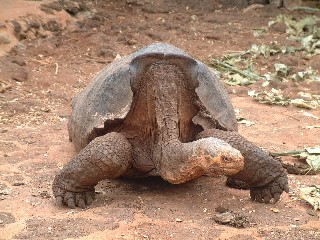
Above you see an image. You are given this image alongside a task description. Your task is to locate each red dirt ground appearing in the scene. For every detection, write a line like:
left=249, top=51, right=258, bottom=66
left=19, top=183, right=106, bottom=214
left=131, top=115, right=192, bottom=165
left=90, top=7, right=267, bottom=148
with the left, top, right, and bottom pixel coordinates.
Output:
left=0, top=0, right=319, bottom=239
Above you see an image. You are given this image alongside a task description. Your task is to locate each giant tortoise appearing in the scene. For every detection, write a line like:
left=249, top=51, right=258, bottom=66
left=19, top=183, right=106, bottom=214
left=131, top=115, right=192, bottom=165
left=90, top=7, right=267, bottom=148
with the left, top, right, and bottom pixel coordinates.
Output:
left=53, top=43, right=289, bottom=208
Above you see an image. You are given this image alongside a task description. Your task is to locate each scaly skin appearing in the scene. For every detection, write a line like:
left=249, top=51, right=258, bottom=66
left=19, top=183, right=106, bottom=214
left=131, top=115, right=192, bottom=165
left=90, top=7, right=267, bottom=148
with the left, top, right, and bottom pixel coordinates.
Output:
left=53, top=56, right=287, bottom=208
left=53, top=131, right=245, bottom=208
left=53, top=134, right=245, bottom=208
left=158, top=137, right=244, bottom=184
left=52, top=132, right=133, bottom=208
left=196, top=129, right=289, bottom=203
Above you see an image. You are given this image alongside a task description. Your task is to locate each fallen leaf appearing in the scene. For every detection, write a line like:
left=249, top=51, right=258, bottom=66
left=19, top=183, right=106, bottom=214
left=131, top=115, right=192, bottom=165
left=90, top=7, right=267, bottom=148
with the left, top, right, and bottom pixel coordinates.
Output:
left=253, top=28, right=267, bottom=37
left=272, top=146, right=320, bottom=172
left=306, top=146, right=320, bottom=154
left=306, top=125, right=320, bottom=129
left=302, top=112, right=320, bottom=119
left=274, top=63, right=289, bottom=76
left=226, top=74, right=252, bottom=86
left=270, top=208, right=280, bottom=213
left=306, top=155, right=320, bottom=171
left=290, top=99, right=318, bottom=109
left=237, top=117, right=255, bottom=126
left=299, top=185, right=320, bottom=210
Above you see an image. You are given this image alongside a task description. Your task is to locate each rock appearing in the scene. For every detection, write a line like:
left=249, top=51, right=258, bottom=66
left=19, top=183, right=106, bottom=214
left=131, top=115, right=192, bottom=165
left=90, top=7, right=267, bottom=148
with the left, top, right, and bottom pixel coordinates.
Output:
left=126, top=0, right=145, bottom=6
left=40, top=2, right=63, bottom=14
left=43, top=20, right=62, bottom=32
left=309, top=55, right=320, bottom=71
left=269, top=0, right=283, bottom=8
left=146, top=32, right=163, bottom=41
left=230, top=234, right=256, bottom=240
left=11, top=20, right=22, bottom=33
left=213, top=211, right=251, bottom=228
left=249, top=0, right=268, bottom=4
left=220, top=0, right=249, bottom=9
left=0, top=212, right=15, bottom=226
left=11, top=67, right=28, bottom=82
left=278, top=55, right=299, bottom=68
left=214, top=212, right=234, bottom=224
left=12, top=182, right=26, bottom=186
left=0, top=79, right=12, bottom=93
left=97, top=47, right=117, bottom=58
left=242, top=4, right=265, bottom=13
left=0, top=22, right=6, bottom=29
left=27, top=19, right=41, bottom=30
left=10, top=43, right=26, bottom=54
left=0, top=183, right=10, bottom=195
left=0, top=33, right=10, bottom=44
left=11, top=57, right=26, bottom=66
left=117, top=35, right=138, bottom=45
left=10, top=19, right=27, bottom=40
left=25, top=30, right=36, bottom=40
left=269, top=21, right=287, bottom=33
left=283, top=0, right=302, bottom=9
left=213, top=206, right=251, bottom=228
left=0, top=128, right=8, bottom=133
left=62, top=0, right=81, bottom=15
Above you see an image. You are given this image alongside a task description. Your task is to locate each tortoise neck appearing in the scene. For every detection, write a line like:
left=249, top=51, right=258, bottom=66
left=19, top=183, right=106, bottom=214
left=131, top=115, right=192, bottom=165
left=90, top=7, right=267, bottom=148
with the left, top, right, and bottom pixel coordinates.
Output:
left=145, top=61, right=182, bottom=143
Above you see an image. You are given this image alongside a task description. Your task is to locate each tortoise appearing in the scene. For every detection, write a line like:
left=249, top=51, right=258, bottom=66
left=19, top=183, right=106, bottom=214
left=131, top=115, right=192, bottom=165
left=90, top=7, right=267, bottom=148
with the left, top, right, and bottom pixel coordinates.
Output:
left=52, top=43, right=289, bottom=208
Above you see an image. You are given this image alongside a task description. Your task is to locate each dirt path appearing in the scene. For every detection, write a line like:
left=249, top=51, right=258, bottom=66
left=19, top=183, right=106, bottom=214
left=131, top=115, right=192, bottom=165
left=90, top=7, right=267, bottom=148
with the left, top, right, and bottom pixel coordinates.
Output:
left=0, top=1, right=319, bottom=239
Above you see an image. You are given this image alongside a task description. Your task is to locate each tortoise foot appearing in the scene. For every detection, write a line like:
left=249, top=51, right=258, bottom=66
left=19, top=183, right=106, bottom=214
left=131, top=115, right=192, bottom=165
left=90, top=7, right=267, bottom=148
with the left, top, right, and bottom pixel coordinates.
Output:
left=226, top=177, right=250, bottom=190
left=250, top=171, right=289, bottom=203
left=54, top=187, right=96, bottom=209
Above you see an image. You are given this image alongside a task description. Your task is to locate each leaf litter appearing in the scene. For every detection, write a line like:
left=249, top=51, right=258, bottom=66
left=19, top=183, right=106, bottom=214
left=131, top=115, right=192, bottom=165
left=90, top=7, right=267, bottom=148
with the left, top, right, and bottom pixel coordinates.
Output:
left=208, top=14, right=320, bottom=109
left=299, top=185, right=320, bottom=210
left=271, top=146, right=320, bottom=172
left=272, top=147, right=320, bottom=210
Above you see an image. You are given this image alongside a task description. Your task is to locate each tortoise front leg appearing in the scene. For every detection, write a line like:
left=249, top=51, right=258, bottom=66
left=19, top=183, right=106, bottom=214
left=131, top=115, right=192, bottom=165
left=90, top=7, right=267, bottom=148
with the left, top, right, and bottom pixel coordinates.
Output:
left=196, top=129, right=289, bottom=203
left=52, top=132, right=133, bottom=209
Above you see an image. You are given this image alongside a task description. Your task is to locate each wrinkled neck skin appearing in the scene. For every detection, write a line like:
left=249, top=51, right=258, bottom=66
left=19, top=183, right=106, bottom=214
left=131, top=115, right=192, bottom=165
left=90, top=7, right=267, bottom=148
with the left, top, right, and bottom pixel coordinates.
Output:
left=143, top=61, right=185, bottom=167
left=122, top=61, right=244, bottom=181
left=145, top=62, right=186, bottom=171
left=147, top=61, right=181, bottom=144
left=122, top=60, right=197, bottom=171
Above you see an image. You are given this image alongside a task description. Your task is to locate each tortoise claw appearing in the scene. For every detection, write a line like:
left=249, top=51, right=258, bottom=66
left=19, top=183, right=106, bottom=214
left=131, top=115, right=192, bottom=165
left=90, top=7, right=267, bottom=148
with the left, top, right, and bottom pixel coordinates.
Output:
left=77, top=198, right=86, bottom=209
left=53, top=188, right=96, bottom=209
left=67, top=198, right=76, bottom=209
left=85, top=192, right=94, bottom=205
left=55, top=196, right=63, bottom=207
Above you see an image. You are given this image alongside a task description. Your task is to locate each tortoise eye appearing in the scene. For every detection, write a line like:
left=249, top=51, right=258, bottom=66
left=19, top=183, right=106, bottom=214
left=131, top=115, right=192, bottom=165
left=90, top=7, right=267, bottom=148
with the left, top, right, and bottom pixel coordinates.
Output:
left=222, top=156, right=232, bottom=163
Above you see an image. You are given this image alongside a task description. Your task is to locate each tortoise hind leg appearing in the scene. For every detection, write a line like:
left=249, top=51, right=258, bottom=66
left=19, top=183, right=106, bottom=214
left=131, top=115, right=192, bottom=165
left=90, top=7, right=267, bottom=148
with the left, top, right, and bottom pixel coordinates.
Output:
left=52, top=132, right=133, bottom=209
left=196, top=129, right=289, bottom=203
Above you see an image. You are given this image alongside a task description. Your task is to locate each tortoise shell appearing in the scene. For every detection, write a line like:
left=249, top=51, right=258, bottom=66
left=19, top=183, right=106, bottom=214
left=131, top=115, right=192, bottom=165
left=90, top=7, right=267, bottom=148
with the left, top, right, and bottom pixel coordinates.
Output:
left=68, top=43, right=237, bottom=151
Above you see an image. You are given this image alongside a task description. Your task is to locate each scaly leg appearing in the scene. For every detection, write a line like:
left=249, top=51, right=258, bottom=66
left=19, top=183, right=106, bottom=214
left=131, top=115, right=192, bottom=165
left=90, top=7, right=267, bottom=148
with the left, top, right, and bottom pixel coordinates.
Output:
left=196, top=129, right=289, bottom=203
left=52, top=132, right=133, bottom=208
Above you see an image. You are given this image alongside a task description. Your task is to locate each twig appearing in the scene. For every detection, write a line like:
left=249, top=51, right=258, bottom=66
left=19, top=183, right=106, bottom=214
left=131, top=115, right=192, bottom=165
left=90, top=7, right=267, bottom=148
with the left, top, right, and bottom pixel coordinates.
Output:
left=270, top=150, right=305, bottom=157
left=209, top=57, right=261, bottom=80
left=242, top=4, right=265, bottom=13
left=0, top=79, right=12, bottom=93
left=55, top=63, right=59, bottom=75
left=223, top=51, right=249, bottom=59
left=291, top=6, right=320, bottom=12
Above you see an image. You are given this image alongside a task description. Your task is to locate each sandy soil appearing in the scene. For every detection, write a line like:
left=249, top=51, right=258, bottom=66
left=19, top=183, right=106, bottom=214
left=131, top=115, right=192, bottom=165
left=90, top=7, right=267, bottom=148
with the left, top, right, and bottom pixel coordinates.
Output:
left=0, top=0, right=319, bottom=239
